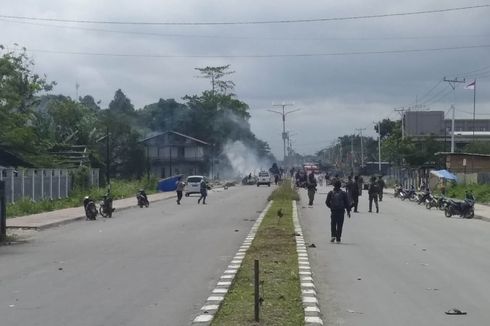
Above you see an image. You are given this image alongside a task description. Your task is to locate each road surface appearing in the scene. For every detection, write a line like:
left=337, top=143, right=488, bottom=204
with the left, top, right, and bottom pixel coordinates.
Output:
left=300, top=185, right=490, bottom=326
left=0, top=185, right=272, bottom=326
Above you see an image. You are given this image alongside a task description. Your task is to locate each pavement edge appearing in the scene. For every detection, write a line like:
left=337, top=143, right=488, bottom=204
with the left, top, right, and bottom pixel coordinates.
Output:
left=191, top=200, right=273, bottom=325
left=293, top=200, right=324, bottom=326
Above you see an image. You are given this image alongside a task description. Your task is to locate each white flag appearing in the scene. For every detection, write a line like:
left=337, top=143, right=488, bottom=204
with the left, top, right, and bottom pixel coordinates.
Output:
left=465, top=80, right=476, bottom=90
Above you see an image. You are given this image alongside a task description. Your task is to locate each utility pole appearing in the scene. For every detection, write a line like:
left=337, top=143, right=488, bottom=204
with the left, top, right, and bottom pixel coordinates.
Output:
left=75, top=82, right=80, bottom=101
left=443, top=77, right=466, bottom=153
left=377, top=121, right=382, bottom=172
left=394, top=107, right=406, bottom=139
left=355, top=128, right=366, bottom=168
left=268, top=103, right=300, bottom=163
left=350, top=135, right=354, bottom=173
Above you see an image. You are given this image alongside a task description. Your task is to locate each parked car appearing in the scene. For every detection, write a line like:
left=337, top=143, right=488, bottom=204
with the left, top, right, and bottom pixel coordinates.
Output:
left=185, top=175, right=205, bottom=196
left=257, top=171, right=271, bottom=187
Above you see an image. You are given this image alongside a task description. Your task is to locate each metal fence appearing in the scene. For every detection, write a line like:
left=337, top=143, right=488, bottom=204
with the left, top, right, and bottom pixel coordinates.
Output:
left=1, top=181, right=6, bottom=239
left=0, top=168, right=99, bottom=203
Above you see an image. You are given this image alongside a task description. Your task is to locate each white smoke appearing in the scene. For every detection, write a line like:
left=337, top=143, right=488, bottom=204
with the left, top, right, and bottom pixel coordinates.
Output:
left=221, top=140, right=272, bottom=178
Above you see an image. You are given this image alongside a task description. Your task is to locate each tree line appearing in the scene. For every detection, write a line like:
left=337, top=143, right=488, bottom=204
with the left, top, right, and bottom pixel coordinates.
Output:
left=0, top=47, right=275, bottom=182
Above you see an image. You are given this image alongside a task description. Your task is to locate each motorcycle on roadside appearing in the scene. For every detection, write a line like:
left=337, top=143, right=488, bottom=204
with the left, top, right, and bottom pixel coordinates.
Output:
left=136, top=189, right=149, bottom=208
left=99, top=190, right=115, bottom=218
left=444, top=191, right=475, bottom=218
left=83, top=195, right=98, bottom=220
left=417, top=188, right=431, bottom=205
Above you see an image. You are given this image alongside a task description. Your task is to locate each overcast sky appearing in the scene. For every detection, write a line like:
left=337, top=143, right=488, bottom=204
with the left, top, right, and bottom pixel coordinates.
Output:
left=2, top=0, right=490, bottom=159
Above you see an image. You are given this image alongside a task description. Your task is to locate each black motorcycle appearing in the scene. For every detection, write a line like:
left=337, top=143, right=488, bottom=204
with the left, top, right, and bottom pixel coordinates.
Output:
left=136, top=191, right=149, bottom=208
left=400, top=187, right=417, bottom=201
left=444, top=193, right=475, bottom=218
left=83, top=196, right=98, bottom=220
left=417, top=189, right=431, bottom=205
left=394, top=185, right=403, bottom=198
left=99, top=192, right=115, bottom=218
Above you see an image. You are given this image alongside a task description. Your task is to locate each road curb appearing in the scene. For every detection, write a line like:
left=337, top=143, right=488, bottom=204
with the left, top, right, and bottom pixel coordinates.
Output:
left=191, top=201, right=272, bottom=325
left=293, top=200, right=324, bottom=325
left=7, top=194, right=177, bottom=230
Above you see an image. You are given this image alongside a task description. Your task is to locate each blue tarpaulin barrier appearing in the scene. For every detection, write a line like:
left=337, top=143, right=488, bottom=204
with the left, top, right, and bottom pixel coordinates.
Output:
left=157, top=175, right=184, bottom=192
left=430, top=170, right=457, bottom=180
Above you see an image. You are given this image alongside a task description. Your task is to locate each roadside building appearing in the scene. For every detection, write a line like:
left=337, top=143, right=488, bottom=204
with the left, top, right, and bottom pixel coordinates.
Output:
left=140, top=131, right=210, bottom=178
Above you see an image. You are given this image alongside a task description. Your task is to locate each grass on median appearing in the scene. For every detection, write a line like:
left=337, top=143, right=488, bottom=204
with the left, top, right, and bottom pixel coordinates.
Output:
left=212, top=180, right=304, bottom=326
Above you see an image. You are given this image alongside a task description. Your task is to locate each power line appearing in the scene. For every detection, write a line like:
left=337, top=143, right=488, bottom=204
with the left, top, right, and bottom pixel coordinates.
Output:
left=2, top=18, right=490, bottom=42
left=416, top=79, right=444, bottom=103
left=0, top=4, right=488, bottom=26
left=20, top=43, right=490, bottom=59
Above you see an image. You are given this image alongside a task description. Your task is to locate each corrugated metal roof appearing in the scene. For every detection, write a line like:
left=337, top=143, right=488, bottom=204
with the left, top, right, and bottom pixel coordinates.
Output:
left=140, top=130, right=209, bottom=145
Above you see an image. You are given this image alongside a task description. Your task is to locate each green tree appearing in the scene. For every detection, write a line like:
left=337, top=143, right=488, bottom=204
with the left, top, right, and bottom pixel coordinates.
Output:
left=0, top=46, right=55, bottom=163
left=99, top=90, right=144, bottom=181
left=195, top=65, right=235, bottom=96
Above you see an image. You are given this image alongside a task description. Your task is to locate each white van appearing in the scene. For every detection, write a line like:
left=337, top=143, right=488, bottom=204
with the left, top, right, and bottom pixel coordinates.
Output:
left=257, top=171, right=271, bottom=187
left=185, top=175, right=205, bottom=196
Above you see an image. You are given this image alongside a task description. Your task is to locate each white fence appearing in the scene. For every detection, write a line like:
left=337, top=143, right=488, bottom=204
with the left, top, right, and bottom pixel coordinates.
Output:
left=0, top=168, right=99, bottom=203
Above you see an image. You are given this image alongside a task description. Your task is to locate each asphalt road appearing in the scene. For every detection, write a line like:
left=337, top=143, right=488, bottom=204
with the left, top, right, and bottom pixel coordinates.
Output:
left=0, top=184, right=273, bottom=326
left=300, top=184, right=490, bottom=326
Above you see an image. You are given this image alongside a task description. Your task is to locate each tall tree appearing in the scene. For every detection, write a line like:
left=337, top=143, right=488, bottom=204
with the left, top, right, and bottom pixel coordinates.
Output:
left=0, top=46, right=55, bottom=163
left=195, top=65, right=235, bottom=96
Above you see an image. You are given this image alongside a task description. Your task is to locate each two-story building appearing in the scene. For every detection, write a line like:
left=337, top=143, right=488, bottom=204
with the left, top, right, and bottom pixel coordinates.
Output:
left=140, top=131, right=210, bottom=178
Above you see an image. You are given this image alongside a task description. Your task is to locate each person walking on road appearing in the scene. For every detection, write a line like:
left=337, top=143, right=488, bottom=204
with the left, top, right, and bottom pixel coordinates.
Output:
left=176, top=176, right=185, bottom=205
left=326, top=180, right=351, bottom=243
left=307, top=173, right=317, bottom=206
left=198, top=178, right=209, bottom=205
left=356, top=175, right=364, bottom=197
left=377, top=175, right=386, bottom=202
left=368, top=176, right=380, bottom=213
left=347, top=175, right=360, bottom=213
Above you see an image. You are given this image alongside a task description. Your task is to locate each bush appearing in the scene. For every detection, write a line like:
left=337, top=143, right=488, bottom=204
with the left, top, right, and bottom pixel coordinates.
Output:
left=446, top=183, right=490, bottom=204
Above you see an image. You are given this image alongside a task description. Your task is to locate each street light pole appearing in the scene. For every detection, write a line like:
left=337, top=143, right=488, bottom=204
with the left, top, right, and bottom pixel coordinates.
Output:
left=268, top=103, right=300, bottom=163
left=443, top=77, right=466, bottom=153
left=355, top=128, right=366, bottom=168
left=378, top=121, right=382, bottom=172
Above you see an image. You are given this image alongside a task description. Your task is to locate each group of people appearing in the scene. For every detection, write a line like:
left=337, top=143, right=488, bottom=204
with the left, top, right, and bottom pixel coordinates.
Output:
left=305, top=173, right=386, bottom=243
left=175, top=176, right=209, bottom=205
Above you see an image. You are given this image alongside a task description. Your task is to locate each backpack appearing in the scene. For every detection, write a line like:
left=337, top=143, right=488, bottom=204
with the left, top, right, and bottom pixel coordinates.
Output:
left=330, top=190, right=345, bottom=210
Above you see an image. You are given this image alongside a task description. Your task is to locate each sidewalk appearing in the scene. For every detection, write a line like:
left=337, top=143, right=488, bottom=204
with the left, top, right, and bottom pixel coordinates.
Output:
left=6, top=192, right=176, bottom=230
left=384, top=187, right=490, bottom=222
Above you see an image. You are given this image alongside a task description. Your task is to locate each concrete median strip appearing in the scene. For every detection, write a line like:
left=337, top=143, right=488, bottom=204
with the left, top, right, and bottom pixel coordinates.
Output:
left=191, top=201, right=272, bottom=325
left=293, top=200, right=324, bottom=325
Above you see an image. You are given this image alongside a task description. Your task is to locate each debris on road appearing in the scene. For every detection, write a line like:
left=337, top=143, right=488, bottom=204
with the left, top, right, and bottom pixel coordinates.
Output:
left=347, top=309, right=364, bottom=314
left=445, top=308, right=467, bottom=315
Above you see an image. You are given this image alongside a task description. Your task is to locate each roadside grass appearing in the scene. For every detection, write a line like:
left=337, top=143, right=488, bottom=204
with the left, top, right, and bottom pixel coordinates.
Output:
left=212, top=180, right=303, bottom=326
left=6, top=178, right=158, bottom=218
left=446, top=183, right=490, bottom=203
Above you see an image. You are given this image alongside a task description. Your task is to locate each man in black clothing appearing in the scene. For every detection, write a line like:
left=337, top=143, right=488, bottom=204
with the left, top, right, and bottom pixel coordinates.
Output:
left=377, top=176, right=386, bottom=202
left=348, top=175, right=360, bottom=212
left=326, top=180, right=351, bottom=243
left=368, top=176, right=379, bottom=213
left=306, top=173, right=317, bottom=206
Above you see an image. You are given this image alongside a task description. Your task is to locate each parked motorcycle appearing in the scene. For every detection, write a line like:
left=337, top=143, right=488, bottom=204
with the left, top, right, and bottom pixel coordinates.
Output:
left=400, top=187, right=417, bottom=201
left=444, top=192, right=475, bottom=218
left=136, top=189, right=149, bottom=208
left=83, top=196, right=98, bottom=220
left=417, top=189, right=431, bottom=205
left=394, top=185, right=403, bottom=198
left=99, top=192, right=115, bottom=218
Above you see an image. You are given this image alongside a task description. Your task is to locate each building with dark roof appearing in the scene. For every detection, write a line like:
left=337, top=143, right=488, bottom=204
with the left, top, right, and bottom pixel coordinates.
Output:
left=140, top=131, right=210, bottom=178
